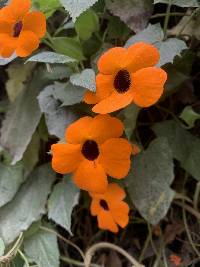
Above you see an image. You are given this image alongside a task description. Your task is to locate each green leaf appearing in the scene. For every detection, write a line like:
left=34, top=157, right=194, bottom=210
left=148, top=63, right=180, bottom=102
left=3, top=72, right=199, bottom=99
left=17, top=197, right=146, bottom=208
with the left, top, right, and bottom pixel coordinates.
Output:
left=0, top=69, right=45, bottom=165
left=125, top=23, right=163, bottom=47
left=158, top=38, right=187, bottom=67
left=0, top=54, right=16, bottom=66
left=70, top=69, right=96, bottom=92
left=0, top=164, right=55, bottom=245
left=52, top=37, right=85, bottom=61
left=0, top=162, right=25, bottom=208
left=23, top=132, right=40, bottom=176
left=153, top=120, right=200, bottom=181
left=24, top=228, right=59, bottom=267
left=125, top=23, right=187, bottom=66
left=6, top=62, right=35, bottom=102
left=48, top=177, right=80, bottom=234
left=107, top=16, right=130, bottom=39
left=75, top=9, right=99, bottom=40
left=0, top=238, right=5, bottom=257
left=122, top=104, right=141, bottom=140
left=59, top=0, right=98, bottom=22
left=32, top=0, right=61, bottom=17
left=154, top=0, right=199, bottom=7
left=42, top=65, right=72, bottom=80
left=53, top=82, right=87, bottom=106
left=24, top=220, right=42, bottom=239
left=38, top=84, right=77, bottom=138
left=125, top=138, right=175, bottom=224
left=180, top=106, right=200, bottom=129
left=106, top=0, right=153, bottom=33
left=27, top=51, right=77, bottom=64
left=163, top=65, right=188, bottom=95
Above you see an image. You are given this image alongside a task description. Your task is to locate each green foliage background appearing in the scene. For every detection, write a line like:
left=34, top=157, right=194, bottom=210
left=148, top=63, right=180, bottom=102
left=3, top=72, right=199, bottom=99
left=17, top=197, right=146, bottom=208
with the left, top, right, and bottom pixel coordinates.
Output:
left=0, top=0, right=200, bottom=266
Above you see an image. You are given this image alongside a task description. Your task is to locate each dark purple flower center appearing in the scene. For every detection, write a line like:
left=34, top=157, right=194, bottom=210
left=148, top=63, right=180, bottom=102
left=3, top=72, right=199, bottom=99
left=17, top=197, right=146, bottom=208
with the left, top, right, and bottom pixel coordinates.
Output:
left=81, top=140, right=99, bottom=161
left=100, top=200, right=109, bottom=210
left=114, top=69, right=131, bottom=93
left=13, top=21, right=23, bottom=37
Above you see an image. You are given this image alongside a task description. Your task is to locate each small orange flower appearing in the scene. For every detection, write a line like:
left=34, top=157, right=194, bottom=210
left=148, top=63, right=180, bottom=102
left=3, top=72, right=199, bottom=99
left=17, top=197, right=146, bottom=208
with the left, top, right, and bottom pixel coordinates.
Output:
left=0, top=0, right=46, bottom=58
left=84, top=42, right=167, bottom=114
left=90, top=183, right=130, bottom=233
left=51, top=114, right=132, bottom=193
left=170, top=254, right=181, bottom=266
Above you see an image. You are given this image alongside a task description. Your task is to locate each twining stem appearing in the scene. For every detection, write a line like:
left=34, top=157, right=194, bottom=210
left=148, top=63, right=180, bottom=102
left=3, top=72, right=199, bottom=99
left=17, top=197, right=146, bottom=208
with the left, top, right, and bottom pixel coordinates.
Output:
left=84, top=242, right=144, bottom=267
left=163, top=0, right=172, bottom=39
left=193, top=181, right=200, bottom=211
left=177, top=7, right=200, bottom=37
left=174, top=201, right=200, bottom=220
left=18, top=249, right=30, bottom=267
left=0, top=233, right=23, bottom=264
left=182, top=200, right=200, bottom=258
left=60, top=256, right=99, bottom=267
left=40, top=226, right=85, bottom=259
left=151, top=12, right=188, bottom=19
left=139, top=232, right=151, bottom=263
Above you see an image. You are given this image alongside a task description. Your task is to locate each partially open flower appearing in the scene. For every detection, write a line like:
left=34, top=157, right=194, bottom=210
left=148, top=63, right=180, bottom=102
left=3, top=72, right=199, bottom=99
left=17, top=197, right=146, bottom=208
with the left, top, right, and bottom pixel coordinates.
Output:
left=84, top=42, right=167, bottom=114
left=0, top=0, right=46, bottom=58
left=90, top=183, right=130, bottom=233
left=51, top=114, right=132, bottom=193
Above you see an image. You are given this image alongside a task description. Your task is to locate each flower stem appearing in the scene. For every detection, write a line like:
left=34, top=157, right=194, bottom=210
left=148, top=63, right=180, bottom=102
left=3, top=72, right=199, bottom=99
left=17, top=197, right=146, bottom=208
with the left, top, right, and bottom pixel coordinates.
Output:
left=163, top=0, right=172, bottom=39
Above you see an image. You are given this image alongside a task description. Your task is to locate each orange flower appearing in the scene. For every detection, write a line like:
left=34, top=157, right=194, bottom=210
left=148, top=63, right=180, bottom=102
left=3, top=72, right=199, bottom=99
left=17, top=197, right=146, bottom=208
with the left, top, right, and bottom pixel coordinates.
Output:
left=0, top=0, right=46, bottom=58
left=51, top=114, right=132, bottom=193
left=84, top=42, right=167, bottom=114
left=90, top=183, right=130, bottom=233
left=170, top=254, right=181, bottom=266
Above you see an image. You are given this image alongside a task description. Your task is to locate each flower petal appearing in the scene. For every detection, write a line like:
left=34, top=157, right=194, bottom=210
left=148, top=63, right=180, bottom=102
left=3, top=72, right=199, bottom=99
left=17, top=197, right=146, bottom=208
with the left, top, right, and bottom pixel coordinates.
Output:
left=16, top=30, right=39, bottom=57
left=10, top=0, right=31, bottom=20
left=23, top=11, right=46, bottom=38
left=90, top=114, right=124, bottom=144
left=105, top=183, right=126, bottom=202
left=65, top=116, right=93, bottom=144
left=83, top=90, right=99, bottom=104
left=90, top=199, right=101, bottom=216
left=0, top=20, right=13, bottom=35
left=73, top=160, right=108, bottom=193
left=92, top=91, right=133, bottom=114
left=98, top=47, right=128, bottom=74
left=111, top=202, right=130, bottom=228
left=0, top=34, right=16, bottom=57
left=132, top=67, right=167, bottom=107
left=51, top=143, right=83, bottom=174
left=126, top=42, right=160, bottom=73
left=97, top=210, right=118, bottom=232
left=0, top=6, right=15, bottom=22
left=96, top=73, right=114, bottom=100
left=99, top=138, right=132, bottom=179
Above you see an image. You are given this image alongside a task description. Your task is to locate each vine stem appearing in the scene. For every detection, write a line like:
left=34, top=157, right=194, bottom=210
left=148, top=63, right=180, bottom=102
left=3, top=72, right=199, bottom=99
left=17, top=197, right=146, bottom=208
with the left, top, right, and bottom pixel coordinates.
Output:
left=0, top=233, right=23, bottom=264
left=18, top=249, right=30, bottom=267
left=163, top=0, right=172, bottom=39
left=60, top=256, right=99, bottom=267
left=177, top=7, right=200, bottom=37
left=182, top=200, right=200, bottom=258
left=39, top=226, right=85, bottom=260
left=193, top=181, right=200, bottom=211
left=151, top=12, right=188, bottom=19
left=84, top=242, right=144, bottom=267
